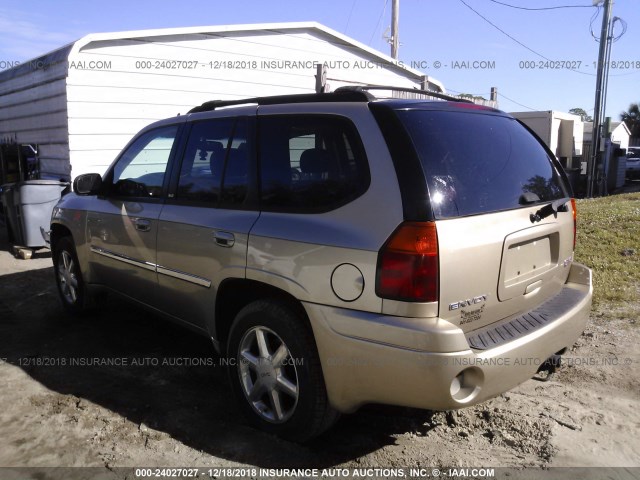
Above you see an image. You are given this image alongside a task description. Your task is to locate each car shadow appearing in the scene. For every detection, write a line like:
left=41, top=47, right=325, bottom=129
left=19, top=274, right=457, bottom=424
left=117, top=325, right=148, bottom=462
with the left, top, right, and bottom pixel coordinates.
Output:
left=0, top=266, right=436, bottom=467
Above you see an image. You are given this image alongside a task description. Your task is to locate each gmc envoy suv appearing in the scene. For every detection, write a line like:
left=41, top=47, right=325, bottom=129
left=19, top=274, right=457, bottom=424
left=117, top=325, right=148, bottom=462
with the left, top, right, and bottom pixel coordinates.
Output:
left=49, top=87, right=592, bottom=441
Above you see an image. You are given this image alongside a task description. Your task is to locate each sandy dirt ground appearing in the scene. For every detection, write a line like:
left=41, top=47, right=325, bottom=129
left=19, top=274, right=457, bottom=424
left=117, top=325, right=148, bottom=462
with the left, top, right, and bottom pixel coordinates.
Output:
left=0, top=222, right=638, bottom=475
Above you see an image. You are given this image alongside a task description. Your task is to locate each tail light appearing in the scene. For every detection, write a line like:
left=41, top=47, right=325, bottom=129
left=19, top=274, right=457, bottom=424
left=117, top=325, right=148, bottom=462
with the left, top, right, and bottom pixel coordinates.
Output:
left=376, top=222, right=439, bottom=302
left=570, top=198, right=577, bottom=250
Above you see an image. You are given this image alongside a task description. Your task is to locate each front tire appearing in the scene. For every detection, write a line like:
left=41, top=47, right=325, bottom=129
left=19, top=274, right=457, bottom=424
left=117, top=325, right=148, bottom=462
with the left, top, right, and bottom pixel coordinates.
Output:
left=53, top=236, right=87, bottom=315
left=227, top=300, right=338, bottom=442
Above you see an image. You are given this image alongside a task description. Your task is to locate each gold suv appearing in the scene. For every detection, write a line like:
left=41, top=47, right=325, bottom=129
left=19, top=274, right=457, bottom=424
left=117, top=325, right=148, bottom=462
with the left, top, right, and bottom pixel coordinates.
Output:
left=49, top=87, right=592, bottom=441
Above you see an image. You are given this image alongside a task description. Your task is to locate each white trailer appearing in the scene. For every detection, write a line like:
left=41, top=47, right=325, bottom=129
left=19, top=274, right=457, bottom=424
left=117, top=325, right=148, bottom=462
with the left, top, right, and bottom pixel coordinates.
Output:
left=510, top=111, right=583, bottom=168
left=0, top=22, right=445, bottom=182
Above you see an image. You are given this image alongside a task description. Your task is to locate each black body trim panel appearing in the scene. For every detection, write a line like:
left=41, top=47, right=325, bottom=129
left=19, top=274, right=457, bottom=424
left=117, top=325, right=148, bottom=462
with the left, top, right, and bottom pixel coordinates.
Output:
left=466, top=287, right=586, bottom=351
left=368, top=103, right=434, bottom=222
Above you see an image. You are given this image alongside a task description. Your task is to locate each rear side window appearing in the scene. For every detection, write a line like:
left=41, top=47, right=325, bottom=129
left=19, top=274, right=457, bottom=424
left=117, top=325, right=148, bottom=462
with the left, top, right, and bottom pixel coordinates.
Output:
left=177, top=117, right=250, bottom=206
left=396, top=110, right=567, bottom=219
left=258, top=115, right=369, bottom=212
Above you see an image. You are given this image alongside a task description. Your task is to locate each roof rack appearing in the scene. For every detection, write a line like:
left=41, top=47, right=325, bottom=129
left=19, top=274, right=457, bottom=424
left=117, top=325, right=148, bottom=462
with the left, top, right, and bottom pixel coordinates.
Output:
left=188, top=90, right=372, bottom=113
left=187, top=84, right=472, bottom=114
left=334, top=85, right=473, bottom=103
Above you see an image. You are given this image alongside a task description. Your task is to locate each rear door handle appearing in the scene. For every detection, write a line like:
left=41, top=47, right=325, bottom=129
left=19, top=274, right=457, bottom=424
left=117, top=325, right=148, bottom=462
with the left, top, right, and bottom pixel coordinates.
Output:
left=135, top=218, right=151, bottom=232
left=213, top=231, right=235, bottom=247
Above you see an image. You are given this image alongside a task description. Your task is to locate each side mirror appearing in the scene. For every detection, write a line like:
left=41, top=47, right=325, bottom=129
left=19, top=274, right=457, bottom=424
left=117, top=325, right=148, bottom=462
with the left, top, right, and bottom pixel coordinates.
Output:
left=73, top=173, right=103, bottom=195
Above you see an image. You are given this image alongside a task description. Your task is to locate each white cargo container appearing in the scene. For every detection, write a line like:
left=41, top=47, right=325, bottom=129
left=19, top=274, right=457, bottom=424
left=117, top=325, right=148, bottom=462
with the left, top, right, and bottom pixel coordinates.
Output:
left=0, top=22, right=444, bottom=182
left=510, top=111, right=583, bottom=168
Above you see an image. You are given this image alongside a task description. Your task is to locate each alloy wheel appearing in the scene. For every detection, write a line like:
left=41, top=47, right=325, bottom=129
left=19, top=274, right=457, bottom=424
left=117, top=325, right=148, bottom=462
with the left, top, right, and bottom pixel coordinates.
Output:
left=58, top=249, right=79, bottom=305
left=237, top=326, right=299, bottom=423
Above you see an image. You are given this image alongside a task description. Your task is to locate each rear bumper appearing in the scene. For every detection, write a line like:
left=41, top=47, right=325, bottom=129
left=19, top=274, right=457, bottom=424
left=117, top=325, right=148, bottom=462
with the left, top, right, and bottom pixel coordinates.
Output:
left=305, top=262, right=592, bottom=413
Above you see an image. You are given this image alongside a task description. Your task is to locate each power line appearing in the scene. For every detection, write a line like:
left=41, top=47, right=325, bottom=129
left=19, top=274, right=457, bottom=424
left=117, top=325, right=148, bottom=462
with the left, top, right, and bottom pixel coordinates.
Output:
left=369, top=0, right=390, bottom=46
left=499, top=91, right=538, bottom=111
left=344, top=0, right=358, bottom=34
left=611, top=16, right=627, bottom=43
left=446, top=87, right=534, bottom=110
left=589, top=5, right=602, bottom=40
left=458, top=0, right=596, bottom=76
left=487, top=0, right=593, bottom=11
left=459, top=0, right=552, bottom=60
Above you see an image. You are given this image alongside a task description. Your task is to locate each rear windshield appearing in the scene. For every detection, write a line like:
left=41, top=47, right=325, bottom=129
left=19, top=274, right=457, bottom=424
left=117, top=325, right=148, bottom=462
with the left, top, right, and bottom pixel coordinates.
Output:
left=396, top=109, right=567, bottom=219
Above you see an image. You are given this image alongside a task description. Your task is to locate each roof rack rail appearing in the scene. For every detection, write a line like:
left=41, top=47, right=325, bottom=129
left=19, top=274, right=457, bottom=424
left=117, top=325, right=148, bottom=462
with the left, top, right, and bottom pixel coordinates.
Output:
left=187, top=85, right=471, bottom=114
left=334, top=85, right=473, bottom=103
left=188, top=90, right=372, bottom=113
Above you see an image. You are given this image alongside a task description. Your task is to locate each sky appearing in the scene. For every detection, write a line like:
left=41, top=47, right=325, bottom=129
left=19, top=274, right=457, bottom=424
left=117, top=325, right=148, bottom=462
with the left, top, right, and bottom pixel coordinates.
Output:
left=0, top=0, right=638, bottom=119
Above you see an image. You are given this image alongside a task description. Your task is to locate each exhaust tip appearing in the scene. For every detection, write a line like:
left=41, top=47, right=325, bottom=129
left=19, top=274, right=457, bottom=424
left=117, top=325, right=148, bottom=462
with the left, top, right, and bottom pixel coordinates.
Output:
left=534, top=354, right=562, bottom=382
left=450, top=367, right=483, bottom=403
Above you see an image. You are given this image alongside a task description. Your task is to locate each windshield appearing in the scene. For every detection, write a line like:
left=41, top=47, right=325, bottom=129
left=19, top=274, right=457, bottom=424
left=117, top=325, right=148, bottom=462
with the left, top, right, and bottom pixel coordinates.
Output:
left=396, top=109, right=568, bottom=219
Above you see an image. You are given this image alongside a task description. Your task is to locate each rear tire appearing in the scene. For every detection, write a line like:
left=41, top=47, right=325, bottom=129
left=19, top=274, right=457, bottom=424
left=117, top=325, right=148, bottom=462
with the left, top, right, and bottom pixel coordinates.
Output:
left=53, top=236, right=88, bottom=315
left=226, top=299, right=338, bottom=442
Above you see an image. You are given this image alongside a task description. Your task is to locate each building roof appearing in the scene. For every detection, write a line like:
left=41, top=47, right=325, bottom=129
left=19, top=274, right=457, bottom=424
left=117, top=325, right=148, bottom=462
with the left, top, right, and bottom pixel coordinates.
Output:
left=1, top=21, right=445, bottom=92
left=612, top=121, right=631, bottom=136
left=583, top=121, right=631, bottom=142
left=0, top=43, right=73, bottom=83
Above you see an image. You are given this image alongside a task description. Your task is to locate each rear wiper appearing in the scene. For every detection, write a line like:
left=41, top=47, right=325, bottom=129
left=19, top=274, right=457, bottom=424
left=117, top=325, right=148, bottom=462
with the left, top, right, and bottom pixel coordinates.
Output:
left=519, top=192, right=540, bottom=205
left=530, top=197, right=570, bottom=223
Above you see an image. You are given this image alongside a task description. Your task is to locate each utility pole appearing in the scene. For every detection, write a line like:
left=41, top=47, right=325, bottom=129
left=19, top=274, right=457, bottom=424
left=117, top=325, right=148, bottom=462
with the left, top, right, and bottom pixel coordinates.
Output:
left=587, top=0, right=613, bottom=197
left=391, top=0, right=399, bottom=59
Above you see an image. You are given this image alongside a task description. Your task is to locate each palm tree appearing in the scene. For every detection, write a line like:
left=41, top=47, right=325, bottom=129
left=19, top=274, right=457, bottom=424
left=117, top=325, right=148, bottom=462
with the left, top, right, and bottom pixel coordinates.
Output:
left=620, top=102, right=640, bottom=142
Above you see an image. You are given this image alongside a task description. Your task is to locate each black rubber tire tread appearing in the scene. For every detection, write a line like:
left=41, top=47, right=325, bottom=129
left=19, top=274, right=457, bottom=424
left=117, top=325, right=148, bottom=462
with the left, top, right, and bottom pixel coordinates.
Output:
left=227, top=299, right=339, bottom=442
left=52, top=236, right=89, bottom=315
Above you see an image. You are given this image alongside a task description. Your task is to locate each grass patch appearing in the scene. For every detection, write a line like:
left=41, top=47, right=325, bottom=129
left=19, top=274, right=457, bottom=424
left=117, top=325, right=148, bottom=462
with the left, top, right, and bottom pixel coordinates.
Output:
left=574, top=193, right=640, bottom=316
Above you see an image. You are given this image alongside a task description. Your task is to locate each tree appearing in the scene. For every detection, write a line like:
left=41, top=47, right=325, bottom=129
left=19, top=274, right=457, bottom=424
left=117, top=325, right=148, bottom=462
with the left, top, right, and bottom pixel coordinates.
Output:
left=459, top=93, right=487, bottom=101
left=620, top=102, right=640, bottom=140
left=569, top=107, right=593, bottom=122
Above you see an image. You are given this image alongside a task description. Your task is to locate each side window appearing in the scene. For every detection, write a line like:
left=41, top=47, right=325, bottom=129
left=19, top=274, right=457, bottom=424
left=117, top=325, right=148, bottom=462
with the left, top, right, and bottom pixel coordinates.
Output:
left=259, top=115, right=369, bottom=212
left=111, top=125, right=179, bottom=198
left=177, top=119, right=234, bottom=203
left=177, top=118, right=249, bottom=206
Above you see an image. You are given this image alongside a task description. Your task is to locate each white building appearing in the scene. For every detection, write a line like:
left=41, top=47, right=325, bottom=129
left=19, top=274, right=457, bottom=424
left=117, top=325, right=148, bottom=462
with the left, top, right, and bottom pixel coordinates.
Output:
left=0, top=22, right=445, bottom=182
left=610, top=122, right=631, bottom=150
left=583, top=121, right=631, bottom=149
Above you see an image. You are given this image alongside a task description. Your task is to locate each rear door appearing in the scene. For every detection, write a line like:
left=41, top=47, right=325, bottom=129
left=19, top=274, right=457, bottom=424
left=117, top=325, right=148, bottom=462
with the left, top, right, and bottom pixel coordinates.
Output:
left=396, top=107, right=574, bottom=332
left=155, top=108, right=259, bottom=330
left=246, top=107, right=382, bottom=312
